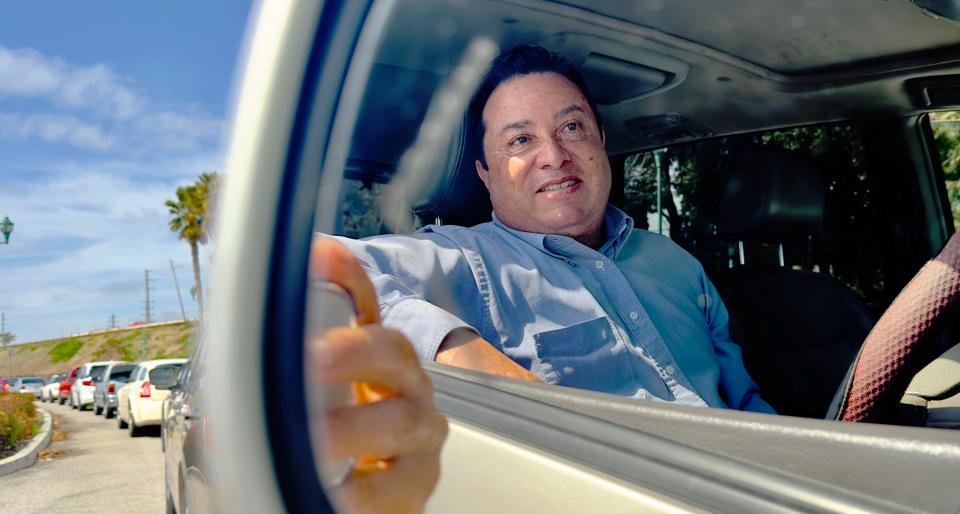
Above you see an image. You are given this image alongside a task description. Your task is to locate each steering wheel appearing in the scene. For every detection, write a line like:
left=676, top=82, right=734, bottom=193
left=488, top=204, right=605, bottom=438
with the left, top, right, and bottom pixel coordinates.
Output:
left=830, top=231, right=960, bottom=423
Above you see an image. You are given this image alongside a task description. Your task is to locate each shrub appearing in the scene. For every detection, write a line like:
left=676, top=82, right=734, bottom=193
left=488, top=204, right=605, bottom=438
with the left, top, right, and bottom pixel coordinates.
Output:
left=48, top=338, right=84, bottom=363
left=0, top=393, right=40, bottom=454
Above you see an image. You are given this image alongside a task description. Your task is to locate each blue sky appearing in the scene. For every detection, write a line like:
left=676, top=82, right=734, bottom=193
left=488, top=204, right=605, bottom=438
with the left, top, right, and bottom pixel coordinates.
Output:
left=0, top=1, right=252, bottom=342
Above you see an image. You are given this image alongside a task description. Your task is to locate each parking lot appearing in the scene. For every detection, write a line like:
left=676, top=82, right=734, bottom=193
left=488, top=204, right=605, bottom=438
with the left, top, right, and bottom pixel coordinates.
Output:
left=0, top=401, right=164, bottom=514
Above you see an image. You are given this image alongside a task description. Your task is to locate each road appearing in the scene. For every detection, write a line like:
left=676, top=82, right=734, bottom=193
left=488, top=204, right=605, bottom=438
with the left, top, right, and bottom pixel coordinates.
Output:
left=0, top=400, right=165, bottom=514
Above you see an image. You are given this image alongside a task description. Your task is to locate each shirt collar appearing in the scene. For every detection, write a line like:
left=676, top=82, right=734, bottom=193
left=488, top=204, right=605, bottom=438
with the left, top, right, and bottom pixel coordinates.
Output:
left=491, top=205, right=634, bottom=260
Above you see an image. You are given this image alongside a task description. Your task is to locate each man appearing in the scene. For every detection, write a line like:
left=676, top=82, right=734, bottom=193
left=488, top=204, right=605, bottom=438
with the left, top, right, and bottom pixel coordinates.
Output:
left=331, top=44, right=773, bottom=412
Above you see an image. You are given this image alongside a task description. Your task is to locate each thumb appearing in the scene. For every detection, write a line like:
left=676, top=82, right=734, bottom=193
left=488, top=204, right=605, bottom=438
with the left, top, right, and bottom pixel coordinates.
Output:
left=310, top=238, right=380, bottom=326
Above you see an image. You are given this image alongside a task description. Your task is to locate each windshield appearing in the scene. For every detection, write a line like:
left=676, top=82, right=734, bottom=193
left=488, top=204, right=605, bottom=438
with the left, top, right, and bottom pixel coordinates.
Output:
left=109, top=367, right=135, bottom=381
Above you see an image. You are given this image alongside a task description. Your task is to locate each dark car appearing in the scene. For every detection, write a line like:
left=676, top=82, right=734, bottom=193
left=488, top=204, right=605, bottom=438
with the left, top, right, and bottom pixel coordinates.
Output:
left=93, top=362, right=135, bottom=418
left=157, top=348, right=214, bottom=514
left=197, top=1, right=960, bottom=513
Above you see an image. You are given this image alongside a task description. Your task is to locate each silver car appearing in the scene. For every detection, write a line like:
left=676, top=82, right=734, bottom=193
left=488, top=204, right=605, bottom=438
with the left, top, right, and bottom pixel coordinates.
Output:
left=199, top=1, right=960, bottom=513
left=93, top=362, right=135, bottom=418
left=10, top=376, right=45, bottom=399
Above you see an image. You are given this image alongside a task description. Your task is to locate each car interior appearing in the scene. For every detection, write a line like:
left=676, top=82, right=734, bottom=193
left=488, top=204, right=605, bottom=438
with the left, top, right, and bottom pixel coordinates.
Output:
left=209, top=1, right=960, bottom=513
left=331, top=0, right=960, bottom=425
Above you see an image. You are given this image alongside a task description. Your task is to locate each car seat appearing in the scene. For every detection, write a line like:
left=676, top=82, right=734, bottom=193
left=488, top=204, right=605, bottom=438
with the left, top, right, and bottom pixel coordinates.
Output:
left=711, top=145, right=877, bottom=418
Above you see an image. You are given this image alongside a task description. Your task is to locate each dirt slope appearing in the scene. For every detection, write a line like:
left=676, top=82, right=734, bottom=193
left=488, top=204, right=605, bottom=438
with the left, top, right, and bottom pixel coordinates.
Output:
left=3, top=321, right=195, bottom=377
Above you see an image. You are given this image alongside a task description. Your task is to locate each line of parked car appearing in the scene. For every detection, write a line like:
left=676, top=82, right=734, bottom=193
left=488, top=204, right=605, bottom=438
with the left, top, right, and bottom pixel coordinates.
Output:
left=5, top=355, right=201, bottom=513
left=25, top=358, right=189, bottom=437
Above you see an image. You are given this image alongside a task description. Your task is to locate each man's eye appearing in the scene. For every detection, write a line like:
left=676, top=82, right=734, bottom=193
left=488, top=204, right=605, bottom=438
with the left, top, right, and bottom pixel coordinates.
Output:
left=562, top=121, right=582, bottom=132
left=509, top=135, right=531, bottom=147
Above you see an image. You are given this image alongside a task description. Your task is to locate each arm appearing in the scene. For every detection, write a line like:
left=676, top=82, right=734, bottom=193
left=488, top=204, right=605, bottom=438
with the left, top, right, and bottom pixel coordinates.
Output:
left=700, top=271, right=776, bottom=414
left=436, top=328, right=541, bottom=382
left=330, top=234, right=540, bottom=383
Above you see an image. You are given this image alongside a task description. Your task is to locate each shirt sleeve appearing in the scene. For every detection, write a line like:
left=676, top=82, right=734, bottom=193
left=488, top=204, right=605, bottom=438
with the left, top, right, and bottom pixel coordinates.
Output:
left=698, top=263, right=777, bottom=414
left=323, top=233, right=483, bottom=361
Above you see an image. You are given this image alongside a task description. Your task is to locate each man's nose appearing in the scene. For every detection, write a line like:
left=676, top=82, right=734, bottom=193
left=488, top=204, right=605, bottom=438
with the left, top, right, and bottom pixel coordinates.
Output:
left=537, top=136, right=571, bottom=169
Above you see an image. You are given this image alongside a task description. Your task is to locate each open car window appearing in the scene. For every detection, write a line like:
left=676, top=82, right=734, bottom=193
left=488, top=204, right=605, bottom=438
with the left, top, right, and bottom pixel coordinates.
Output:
left=209, top=1, right=960, bottom=513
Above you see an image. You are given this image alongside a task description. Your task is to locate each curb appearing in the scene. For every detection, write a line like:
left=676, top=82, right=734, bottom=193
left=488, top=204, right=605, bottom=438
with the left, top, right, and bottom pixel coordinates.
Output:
left=0, top=407, right=53, bottom=477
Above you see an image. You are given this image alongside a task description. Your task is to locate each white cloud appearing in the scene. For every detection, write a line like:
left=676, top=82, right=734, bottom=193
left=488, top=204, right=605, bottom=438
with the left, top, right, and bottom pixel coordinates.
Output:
left=0, top=112, right=114, bottom=150
left=0, top=46, right=145, bottom=120
left=0, top=155, right=219, bottom=341
left=0, top=46, right=223, bottom=154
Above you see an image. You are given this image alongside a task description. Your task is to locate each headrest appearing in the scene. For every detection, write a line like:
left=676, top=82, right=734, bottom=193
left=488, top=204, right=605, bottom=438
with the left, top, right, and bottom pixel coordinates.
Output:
left=717, top=145, right=825, bottom=242
left=410, top=116, right=492, bottom=227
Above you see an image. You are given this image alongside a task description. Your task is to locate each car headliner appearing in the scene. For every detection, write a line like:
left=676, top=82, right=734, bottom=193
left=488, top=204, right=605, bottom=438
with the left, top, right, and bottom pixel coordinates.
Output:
left=351, top=0, right=960, bottom=171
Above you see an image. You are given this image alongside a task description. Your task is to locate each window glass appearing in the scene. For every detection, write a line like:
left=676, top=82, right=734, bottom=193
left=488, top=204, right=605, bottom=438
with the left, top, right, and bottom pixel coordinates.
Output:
left=110, top=367, right=135, bottom=381
left=930, top=111, right=960, bottom=231
left=620, top=123, right=886, bottom=301
left=150, top=365, right=181, bottom=385
left=23, top=378, right=43, bottom=384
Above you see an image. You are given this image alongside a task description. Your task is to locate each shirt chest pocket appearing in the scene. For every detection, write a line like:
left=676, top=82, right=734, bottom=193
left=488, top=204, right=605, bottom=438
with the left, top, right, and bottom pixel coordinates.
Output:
left=533, top=316, right=640, bottom=396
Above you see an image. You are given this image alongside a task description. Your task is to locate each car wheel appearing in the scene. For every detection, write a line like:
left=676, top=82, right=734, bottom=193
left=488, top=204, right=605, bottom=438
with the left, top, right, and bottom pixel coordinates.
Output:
left=58, top=397, right=65, bottom=405
left=105, top=407, right=114, bottom=419
left=118, top=410, right=128, bottom=429
left=94, top=404, right=103, bottom=416
left=129, top=415, right=143, bottom=437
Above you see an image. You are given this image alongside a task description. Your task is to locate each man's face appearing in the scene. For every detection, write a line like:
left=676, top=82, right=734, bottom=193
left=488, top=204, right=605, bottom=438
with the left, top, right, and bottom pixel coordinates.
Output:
left=475, top=72, right=611, bottom=247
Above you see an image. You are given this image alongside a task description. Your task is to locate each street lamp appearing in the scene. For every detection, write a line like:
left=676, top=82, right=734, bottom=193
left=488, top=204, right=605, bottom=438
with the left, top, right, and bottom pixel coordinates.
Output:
left=0, top=216, right=13, bottom=244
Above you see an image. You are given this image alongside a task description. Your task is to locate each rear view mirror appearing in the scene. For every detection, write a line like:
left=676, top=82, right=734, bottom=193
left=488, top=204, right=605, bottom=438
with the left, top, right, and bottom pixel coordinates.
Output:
left=150, top=366, right=180, bottom=390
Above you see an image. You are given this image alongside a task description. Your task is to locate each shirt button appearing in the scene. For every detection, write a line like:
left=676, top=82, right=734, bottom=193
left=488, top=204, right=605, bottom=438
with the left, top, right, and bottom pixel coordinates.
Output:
left=665, top=365, right=676, bottom=376
left=595, top=260, right=605, bottom=270
left=629, top=311, right=640, bottom=322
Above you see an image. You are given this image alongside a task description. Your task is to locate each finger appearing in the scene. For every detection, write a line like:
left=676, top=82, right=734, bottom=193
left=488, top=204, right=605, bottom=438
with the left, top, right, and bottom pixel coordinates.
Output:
left=310, top=238, right=380, bottom=325
left=309, top=326, right=433, bottom=406
left=330, top=452, right=444, bottom=514
left=316, top=397, right=448, bottom=461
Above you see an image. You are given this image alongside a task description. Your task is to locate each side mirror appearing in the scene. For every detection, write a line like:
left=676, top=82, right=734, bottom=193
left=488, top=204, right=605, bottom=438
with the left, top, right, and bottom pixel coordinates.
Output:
left=150, top=366, right=180, bottom=390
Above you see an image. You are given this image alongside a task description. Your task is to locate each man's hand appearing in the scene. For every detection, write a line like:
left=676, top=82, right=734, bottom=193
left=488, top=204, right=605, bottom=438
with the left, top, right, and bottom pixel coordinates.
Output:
left=436, top=328, right=542, bottom=383
left=308, top=239, right=448, bottom=514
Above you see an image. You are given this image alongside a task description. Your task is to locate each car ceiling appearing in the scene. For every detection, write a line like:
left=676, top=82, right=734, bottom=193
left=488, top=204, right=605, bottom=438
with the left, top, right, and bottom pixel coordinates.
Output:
left=350, top=0, right=960, bottom=173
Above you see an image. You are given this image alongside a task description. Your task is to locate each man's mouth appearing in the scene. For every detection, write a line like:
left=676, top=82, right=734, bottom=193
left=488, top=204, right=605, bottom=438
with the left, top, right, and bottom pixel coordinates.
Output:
left=537, top=178, right=581, bottom=193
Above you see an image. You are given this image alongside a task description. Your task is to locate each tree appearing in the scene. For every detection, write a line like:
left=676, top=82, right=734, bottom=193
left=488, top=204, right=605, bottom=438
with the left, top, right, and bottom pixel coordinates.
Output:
left=932, top=111, right=960, bottom=229
left=166, top=172, right=218, bottom=320
left=0, top=332, right=14, bottom=346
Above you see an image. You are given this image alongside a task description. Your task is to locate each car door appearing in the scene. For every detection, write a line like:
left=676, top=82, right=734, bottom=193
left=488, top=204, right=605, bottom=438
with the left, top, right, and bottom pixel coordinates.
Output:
left=206, top=1, right=960, bottom=513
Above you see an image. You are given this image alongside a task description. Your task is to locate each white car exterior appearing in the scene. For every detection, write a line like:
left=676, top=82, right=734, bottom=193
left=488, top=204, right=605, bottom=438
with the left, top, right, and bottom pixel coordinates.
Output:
left=117, top=359, right=188, bottom=436
left=40, top=374, right=62, bottom=402
left=70, top=361, right=115, bottom=410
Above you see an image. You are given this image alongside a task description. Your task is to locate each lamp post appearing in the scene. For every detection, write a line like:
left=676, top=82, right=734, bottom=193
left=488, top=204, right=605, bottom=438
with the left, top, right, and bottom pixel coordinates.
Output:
left=0, top=216, right=13, bottom=244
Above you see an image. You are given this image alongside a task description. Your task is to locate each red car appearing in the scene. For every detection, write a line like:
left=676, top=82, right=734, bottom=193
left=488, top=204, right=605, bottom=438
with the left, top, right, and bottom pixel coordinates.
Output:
left=58, top=366, right=81, bottom=405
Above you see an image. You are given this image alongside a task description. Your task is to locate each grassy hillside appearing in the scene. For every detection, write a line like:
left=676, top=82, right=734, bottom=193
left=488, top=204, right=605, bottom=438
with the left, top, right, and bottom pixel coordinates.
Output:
left=3, top=321, right=195, bottom=377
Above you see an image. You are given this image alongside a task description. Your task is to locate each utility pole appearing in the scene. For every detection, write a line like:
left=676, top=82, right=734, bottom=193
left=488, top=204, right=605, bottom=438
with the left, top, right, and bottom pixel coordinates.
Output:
left=170, top=259, right=188, bottom=322
left=143, top=269, right=155, bottom=360
left=144, top=269, right=155, bottom=325
left=110, top=313, right=117, bottom=329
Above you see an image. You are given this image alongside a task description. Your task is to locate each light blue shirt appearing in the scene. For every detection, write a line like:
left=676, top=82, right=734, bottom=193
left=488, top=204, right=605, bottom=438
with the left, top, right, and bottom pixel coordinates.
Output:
left=333, top=205, right=774, bottom=413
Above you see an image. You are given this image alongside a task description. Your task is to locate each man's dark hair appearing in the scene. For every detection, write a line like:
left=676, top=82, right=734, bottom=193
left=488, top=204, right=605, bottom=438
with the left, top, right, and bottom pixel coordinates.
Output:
left=468, top=44, right=601, bottom=169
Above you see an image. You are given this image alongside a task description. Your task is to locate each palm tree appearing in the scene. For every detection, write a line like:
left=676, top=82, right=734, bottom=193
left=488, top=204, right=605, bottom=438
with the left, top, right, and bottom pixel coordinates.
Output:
left=166, top=172, right=218, bottom=320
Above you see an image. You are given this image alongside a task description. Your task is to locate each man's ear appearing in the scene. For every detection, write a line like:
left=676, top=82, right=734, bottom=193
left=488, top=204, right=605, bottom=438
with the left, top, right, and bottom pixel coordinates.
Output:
left=475, top=160, right=491, bottom=189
